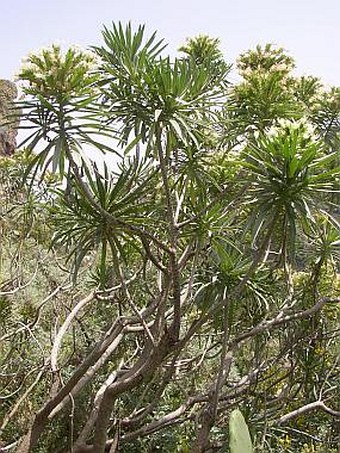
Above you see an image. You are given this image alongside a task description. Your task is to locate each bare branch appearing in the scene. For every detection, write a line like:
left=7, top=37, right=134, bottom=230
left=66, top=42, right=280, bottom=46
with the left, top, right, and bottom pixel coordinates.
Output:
left=51, top=292, right=95, bottom=372
left=278, top=400, right=340, bottom=424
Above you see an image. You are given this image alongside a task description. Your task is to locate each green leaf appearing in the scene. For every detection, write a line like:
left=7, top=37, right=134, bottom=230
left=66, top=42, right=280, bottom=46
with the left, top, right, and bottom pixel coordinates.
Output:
left=229, top=409, right=253, bottom=453
left=124, top=133, right=142, bottom=155
left=52, top=138, right=63, bottom=173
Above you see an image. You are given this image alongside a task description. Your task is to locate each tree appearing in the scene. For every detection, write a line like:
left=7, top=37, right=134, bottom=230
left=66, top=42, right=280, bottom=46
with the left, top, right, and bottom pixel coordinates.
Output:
left=0, top=23, right=339, bottom=453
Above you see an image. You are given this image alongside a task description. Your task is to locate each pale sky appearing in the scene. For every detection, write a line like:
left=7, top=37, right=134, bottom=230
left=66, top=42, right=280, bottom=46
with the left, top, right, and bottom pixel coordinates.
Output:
left=1, top=0, right=339, bottom=86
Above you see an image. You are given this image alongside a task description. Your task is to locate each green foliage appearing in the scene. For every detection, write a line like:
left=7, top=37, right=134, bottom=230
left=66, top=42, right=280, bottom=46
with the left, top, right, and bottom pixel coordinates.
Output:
left=51, top=155, right=157, bottom=280
left=95, top=24, right=229, bottom=152
left=179, top=35, right=224, bottom=64
left=242, top=119, right=339, bottom=260
left=16, top=44, right=113, bottom=180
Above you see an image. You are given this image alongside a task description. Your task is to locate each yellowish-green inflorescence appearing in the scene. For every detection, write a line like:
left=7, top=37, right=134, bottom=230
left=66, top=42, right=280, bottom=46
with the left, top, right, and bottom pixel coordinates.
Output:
left=18, top=44, right=99, bottom=101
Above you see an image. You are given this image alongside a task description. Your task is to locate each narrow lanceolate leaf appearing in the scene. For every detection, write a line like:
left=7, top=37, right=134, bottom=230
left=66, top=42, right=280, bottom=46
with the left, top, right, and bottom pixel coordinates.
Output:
left=124, top=133, right=143, bottom=155
left=52, top=138, right=63, bottom=173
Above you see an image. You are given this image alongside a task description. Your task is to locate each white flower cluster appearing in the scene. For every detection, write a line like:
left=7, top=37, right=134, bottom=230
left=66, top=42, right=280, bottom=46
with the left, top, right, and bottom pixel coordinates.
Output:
left=266, top=118, right=318, bottom=142
left=17, top=44, right=97, bottom=80
left=236, top=44, right=295, bottom=81
left=16, top=44, right=99, bottom=99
